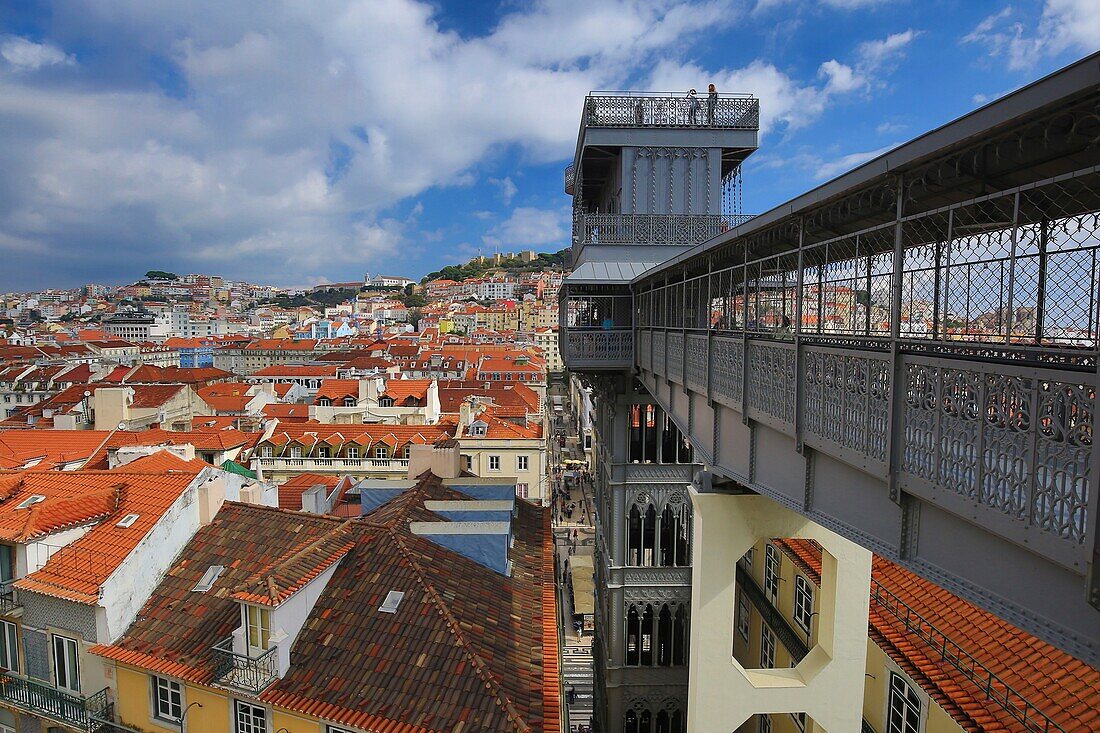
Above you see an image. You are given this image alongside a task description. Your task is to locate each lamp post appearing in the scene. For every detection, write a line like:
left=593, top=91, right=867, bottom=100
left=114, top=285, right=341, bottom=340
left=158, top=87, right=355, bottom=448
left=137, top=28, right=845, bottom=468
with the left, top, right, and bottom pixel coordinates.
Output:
left=179, top=701, right=203, bottom=733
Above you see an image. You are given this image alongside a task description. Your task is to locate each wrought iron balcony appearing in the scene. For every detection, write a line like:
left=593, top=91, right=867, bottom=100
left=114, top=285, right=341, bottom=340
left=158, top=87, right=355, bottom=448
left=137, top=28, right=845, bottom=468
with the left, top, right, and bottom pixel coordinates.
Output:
left=254, top=457, right=409, bottom=472
left=583, top=92, right=759, bottom=130
left=574, top=213, right=754, bottom=247
left=0, top=672, right=113, bottom=731
left=564, top=163, right=575, bottom=196
left=211, top=637, right=278, bottom=694
left=563, top=329, right=633, bottom=370
left=0, top=580, right=19, bottom=615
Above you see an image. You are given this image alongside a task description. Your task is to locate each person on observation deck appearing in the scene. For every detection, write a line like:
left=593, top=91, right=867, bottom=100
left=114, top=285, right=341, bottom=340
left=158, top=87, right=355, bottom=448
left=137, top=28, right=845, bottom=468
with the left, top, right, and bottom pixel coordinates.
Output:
left=686, top=88, right=700, bottom=125
left=707, top=83, right=718, bottom=125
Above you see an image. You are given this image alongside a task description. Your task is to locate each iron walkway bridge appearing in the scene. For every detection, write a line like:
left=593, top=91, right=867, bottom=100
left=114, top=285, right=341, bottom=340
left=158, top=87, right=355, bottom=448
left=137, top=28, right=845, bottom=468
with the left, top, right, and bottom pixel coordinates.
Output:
left=567, top=52, right=1100, bottom=664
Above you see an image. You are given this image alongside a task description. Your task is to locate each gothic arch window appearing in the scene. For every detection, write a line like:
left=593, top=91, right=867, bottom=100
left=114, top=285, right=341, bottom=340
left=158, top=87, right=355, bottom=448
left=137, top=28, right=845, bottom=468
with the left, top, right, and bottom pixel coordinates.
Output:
left=625, top=602, right=688, bottom=668
left=627, top=495, right=691, bottom=568
left=624, top=701, right=685, bottom=733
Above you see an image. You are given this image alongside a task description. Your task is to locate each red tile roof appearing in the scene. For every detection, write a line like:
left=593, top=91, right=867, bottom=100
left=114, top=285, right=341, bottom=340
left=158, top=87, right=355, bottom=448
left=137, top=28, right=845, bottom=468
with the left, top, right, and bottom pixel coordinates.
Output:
left=3, top=453, right=205, bottom=603
left=774, top=539, right=1099, bottom=732
left=277, top=473, right=341, bottom=511
left=93, top=475, right=557, bottom=732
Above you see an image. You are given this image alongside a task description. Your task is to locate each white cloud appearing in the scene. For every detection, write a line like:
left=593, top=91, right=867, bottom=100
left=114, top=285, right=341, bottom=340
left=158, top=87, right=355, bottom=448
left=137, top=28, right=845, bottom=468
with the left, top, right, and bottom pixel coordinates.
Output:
left=814, top=144, right=895, bottom=179
left=819, top=0, right=897, bottom=8
left=818, top=60, right=863, bottom=94
left=0, top=36, right=75, bottom=70
left=875, top=120, right=905, bottom=135
left=964, top=1, right=1100, bottom=70
left=0, top=0, right=747, bottom=286
left=489, top=177, right=518, bottom=204
left=483, top=206, right=570, bottom=249
left=857, top=29, right=918, bottom=67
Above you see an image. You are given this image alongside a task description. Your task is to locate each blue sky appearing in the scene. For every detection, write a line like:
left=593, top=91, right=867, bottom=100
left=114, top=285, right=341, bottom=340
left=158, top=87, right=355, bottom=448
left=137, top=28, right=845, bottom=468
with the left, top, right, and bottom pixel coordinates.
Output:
left=0, top=0, right=1097, bottom=291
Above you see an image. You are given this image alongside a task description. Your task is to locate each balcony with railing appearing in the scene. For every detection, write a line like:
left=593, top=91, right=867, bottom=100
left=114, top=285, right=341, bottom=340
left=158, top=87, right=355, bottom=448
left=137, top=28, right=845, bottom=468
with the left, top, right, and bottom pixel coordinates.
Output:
left=0, top=580, right=19, bottom=615
left=582, top=92, right=759, bottom=130
left=0, top=672, right=113, bottom=731
left=564, top=330, right=633, bottom=370
left=254, top=456, right=410, bottom=473
left=211, top=637, right=278, bottom=695
left=574, top=212, right=754, bottom=247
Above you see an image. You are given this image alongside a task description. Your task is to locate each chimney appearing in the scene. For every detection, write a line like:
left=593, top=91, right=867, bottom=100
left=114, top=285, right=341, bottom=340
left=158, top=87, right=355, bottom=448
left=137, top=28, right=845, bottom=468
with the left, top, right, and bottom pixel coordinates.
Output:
left=407, top=442, right=461, bottom=480
left=458, top=400, right=472, bottom=431
left=197, top=474, right=227, bottom=524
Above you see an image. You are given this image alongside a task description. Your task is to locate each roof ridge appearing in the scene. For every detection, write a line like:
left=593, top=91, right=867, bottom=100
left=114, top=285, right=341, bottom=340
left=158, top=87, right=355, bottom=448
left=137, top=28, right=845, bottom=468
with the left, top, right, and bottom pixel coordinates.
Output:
left=391, top=533, right=531, bottom=732
left=232, top=519, right=357, bottom=603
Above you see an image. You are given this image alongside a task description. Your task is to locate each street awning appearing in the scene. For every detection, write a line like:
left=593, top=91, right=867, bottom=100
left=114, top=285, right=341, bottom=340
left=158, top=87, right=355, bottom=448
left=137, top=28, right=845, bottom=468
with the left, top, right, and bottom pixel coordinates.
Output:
left=570, top=554, right=595, bottom=616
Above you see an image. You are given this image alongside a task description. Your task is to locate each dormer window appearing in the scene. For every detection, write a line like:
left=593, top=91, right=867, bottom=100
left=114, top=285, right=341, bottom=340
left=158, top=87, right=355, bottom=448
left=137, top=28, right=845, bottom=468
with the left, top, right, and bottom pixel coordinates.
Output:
left=468, top=422, right=487, bottom=437
left=246, top=605, right=271, bottom=654
left=343, top=397, right=356, bottom=407
left=379, top=397, right=394, bottom=407
left=318, top=398, right=331, bottom=407
left=374, top=446, right=388, bottom=459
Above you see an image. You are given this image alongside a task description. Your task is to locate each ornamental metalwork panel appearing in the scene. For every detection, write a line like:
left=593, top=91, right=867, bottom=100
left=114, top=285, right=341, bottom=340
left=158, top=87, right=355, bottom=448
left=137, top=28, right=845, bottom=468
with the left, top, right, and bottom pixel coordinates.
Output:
left=565, top=330, right=633, bottom=367
left=901, top=361, right=1093, bottom=544
left=685, top=334, right=708, bottom=389
left=746, top=341, right=795, bottom=424
left=1034, top=381, right=1093, bottom=542
left=668, top=332, right=684, bottom=382
left=803, top=349, right=891, bottom=462
left=583, top=93, right=760, bottom=129
left=711, top=336, right=743, bottom=406
left=638, top=330, right=652, bottom=372
left=653, top=331, right=666, bottom=376
left=575, top=213, right=755, bottom=246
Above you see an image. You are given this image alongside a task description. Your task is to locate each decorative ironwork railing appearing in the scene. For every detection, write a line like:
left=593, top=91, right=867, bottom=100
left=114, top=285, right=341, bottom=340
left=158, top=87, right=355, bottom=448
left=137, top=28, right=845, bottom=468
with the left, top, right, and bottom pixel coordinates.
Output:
left=564, top=330, right=633, bottom=368
left=255, top=457, right=409, bottom=471
left=0, top=579, right=19, bottom=615
left=574, top=213, right=755, bottom=247
left=641, top=330, right=1094, bottom=555
left=583, top=92, right=760, bottom=130
left=0, top=671, right=112, bottom=731
left=564, top=163, right=575, bottom=195
left=870, top=580, right=1064, bottom=732
left=634, top=168, right=1100, bottom=359
left=211, top=637, right=278, bottom=694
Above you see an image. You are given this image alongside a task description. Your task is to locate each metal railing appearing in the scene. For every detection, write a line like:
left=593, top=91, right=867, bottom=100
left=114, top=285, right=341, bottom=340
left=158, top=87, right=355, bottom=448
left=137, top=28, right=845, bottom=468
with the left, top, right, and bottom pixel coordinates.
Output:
left=870, top=580, right=1063, bottom=732
left=564, top=163, right=575, bottom=196
left=574, top=213, right=754, bottom=247
left=255, top=457, right=410, bottom=471
left=0, top=671, right=113, bottom=731
left=583, top=92, right=760, bottom=130
left=635, top=169, right=1100, bottom=360
left=0, top=580, right=19, bottom=615
left=564, top=330, right=633, bottom=369
left=736, top=565, right=810, bottom=663
left=211, top=637, right=278, bottom=694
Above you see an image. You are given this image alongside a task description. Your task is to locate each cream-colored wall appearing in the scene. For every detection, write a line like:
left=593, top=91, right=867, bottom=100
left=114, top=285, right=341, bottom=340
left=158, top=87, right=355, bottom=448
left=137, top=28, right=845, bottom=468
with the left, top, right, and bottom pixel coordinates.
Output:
left=687, top=492, right=872, bottom=733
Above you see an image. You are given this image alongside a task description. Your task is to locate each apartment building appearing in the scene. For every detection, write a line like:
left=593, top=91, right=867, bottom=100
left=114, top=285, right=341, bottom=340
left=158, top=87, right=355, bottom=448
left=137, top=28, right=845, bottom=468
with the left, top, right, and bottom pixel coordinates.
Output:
left=91, top=462, right=560, bottom=733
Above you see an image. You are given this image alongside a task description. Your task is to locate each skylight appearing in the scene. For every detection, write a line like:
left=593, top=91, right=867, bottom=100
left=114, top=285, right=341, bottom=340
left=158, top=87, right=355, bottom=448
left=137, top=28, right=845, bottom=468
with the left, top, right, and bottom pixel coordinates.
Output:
left=116, top=513, right=140, bottom=528
left=378, top=590, right=405, bottom=613
left=16, top=495, right=45, bottom=510
left=192, top=565, right=226, bottom=592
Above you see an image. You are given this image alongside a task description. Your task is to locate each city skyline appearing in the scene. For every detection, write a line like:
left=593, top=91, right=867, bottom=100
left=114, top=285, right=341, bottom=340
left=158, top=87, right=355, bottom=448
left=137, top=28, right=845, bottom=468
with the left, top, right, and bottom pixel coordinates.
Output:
left=1, top=0, right=1097, bottom=290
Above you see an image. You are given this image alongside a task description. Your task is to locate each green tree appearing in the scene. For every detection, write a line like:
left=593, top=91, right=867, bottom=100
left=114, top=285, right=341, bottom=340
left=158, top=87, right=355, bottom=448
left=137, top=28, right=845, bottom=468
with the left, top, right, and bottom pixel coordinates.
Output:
left=145, top=270, right=178, bottom=280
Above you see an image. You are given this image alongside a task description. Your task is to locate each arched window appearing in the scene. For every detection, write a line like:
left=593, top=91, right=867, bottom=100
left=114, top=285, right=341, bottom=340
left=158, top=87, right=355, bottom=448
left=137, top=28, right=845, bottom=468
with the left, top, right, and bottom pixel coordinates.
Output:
left=673, top=605, right=688, bottom=666
left=640, top=605, right=655, bottom=666
left=628, top=505, right=642, bottom=565
left=624, top=702, right=684, bottom=733
left=657, top=605, right=673, bottom=666
left=626, top=605, right=640, bottom=666
left=642, top=505, right=657, bottom=565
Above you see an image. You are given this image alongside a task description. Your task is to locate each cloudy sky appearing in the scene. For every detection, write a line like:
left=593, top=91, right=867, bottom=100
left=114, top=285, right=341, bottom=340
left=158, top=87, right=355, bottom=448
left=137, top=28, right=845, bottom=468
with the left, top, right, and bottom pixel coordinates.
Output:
left=1, top=0, right=1097, bottom=291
